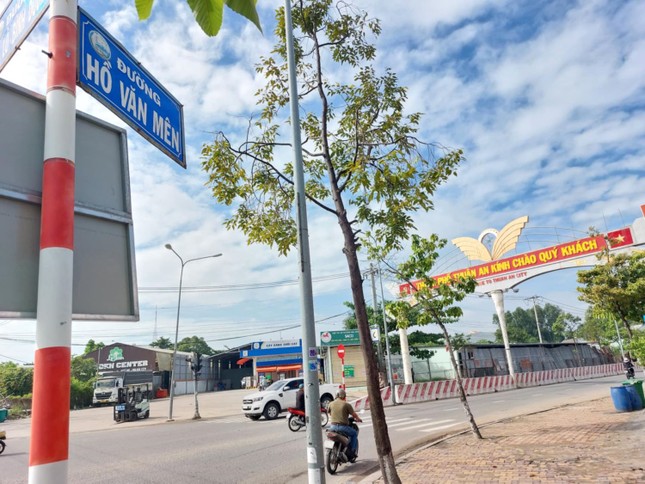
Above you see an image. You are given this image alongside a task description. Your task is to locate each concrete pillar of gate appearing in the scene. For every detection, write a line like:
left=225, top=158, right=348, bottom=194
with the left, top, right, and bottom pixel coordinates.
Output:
left=490, top=290, right=516, bottom=381
left=399, top=327, right=414, bottom=384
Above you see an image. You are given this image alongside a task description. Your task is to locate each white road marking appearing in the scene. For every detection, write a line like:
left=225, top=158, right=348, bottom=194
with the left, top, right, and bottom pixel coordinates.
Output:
left=359, top=417, right=412, bottom=428
left=419, top=422, right=461, bottom=432
left=387, top=419, right=432, bottom=428
left=395, top=419, right=455, bottom=431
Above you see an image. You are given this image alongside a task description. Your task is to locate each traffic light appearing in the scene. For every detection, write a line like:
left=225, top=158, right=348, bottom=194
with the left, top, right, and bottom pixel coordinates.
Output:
left=190, top=353, right=203, bottom=375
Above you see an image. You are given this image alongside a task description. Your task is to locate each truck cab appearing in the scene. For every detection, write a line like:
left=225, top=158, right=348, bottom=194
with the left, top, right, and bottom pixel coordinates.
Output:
left=93, top=375, right=124, bottom=406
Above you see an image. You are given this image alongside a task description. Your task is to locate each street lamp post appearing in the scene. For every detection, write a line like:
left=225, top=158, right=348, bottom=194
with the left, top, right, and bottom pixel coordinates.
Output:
left=165, top=244, right=222, bottom=421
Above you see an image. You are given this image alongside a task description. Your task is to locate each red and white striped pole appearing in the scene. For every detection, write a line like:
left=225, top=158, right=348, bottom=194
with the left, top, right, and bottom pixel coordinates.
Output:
left=29, top=1, right=77, bottom=482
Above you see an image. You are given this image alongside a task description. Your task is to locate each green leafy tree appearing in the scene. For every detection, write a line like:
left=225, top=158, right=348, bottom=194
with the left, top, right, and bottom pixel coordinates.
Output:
left=83, top=339, right=105, bottom=355
left=551, top=312, right=582, bottom=341
left=450, top=333, right=470, bottom=350
left=70, top=377, right=94, bottom=409
left=150, top=336, right=174, bottom=350
left=492, top=303, right=579, bottom=343
left=177, top=336, right=216, bottom=356
left=68, top=356, right=99, bottom=410
left=627, top=330, right=645, bottom=365
left=577, top=251, right=645, bottom=340
left=71, top=356, right=98, bottom=382
left=386, top=330, right=442, bottom=360
left=391, top=233, right=481, bottom=439
left=343, top=301, right=384, bottom=332
left=134, top=0, right=262, bottom=37
left=199, top=1, right=463, bottom=478
left=0, top=362, right=33, bottom=397
left=577, top=307, right=622, bottom=347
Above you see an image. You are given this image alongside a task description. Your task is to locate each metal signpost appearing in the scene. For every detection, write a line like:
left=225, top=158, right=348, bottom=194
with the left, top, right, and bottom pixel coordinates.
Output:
left=77, top=8, right=186, bottom=168
left=0, top=0, right=49, bottom=72
left=337, top=344, right=345, bottom=389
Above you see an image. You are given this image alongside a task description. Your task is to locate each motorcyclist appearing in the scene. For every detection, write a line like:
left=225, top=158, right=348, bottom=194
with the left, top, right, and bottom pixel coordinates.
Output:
left=624, top=357, right=635, bottom=378
left=296, top=383, right=305, bottom=412
left=328, top=389, right=362, bottom=460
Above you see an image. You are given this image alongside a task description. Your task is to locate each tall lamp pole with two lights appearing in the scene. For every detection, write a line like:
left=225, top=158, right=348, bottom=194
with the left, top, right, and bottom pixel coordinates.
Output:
left=165, top=244, right=222, bottom=421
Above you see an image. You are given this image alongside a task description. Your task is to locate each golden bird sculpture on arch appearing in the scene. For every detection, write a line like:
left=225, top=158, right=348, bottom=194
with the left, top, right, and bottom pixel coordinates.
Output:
left=452, top=215, right=529, bottom=262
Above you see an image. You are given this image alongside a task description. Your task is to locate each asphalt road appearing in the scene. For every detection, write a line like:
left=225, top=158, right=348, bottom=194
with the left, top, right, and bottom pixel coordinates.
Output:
left=1, top=375, right=626, bottom=483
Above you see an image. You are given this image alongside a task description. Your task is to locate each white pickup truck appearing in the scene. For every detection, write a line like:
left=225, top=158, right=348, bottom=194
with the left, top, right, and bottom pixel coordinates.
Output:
left=242, top=377, right=340, bottom=420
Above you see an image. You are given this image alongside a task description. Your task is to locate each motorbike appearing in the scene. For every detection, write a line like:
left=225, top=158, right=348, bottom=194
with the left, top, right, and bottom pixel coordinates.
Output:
left=324, top=417, right=360, bottom=474
left=287, top=407, right=329, bottom=432
left=625, top=366, right=635, bottom=379
left=0, top=430, right=6, bottom=455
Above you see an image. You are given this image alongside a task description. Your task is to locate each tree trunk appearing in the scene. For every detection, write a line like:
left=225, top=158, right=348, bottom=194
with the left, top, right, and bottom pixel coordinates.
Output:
left=438, top=321, right=482, bottom=439
left=339, top=217, right=401, bottom=483
left=621, top=316, right=634, bottom=340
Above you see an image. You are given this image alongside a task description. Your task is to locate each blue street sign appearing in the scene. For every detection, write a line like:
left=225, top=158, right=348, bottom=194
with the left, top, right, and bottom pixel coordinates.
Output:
left=0, top=0, right=48, bottom=72
left=77, top=8, right=186, bottom=168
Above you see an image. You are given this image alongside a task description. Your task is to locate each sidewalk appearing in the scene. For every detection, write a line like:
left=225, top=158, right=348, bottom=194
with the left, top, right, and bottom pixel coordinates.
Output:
left=361, top=397, right=645, bottom=483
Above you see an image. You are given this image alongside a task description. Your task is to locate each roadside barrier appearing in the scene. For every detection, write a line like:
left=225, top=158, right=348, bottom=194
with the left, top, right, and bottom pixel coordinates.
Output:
left=351, top=363, right=626, bottom=411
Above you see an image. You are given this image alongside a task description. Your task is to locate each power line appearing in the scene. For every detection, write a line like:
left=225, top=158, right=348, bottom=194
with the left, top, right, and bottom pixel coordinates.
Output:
left=0, top=352, right=32, bottom=364
left=138, top=272, right=350, bottom=293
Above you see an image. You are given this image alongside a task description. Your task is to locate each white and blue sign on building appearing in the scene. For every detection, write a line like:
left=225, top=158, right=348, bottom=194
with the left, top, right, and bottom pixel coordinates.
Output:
left=243, top=339, right=302, bottom=357
left=77, top=8, right=186, bottom=168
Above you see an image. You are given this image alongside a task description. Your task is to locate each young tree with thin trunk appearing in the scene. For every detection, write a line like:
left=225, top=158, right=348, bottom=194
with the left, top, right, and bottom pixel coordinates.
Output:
left=390, top=233, right=482, bottom=439
left=200, top=2, right=464, bottom=480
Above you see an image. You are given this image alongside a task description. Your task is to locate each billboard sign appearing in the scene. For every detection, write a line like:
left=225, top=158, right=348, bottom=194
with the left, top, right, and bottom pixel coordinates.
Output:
left=0, top=79, right=139, bottom=320
left=77, top=8, right=186, bottom=168
left=0, top=0, right=48, bottom=72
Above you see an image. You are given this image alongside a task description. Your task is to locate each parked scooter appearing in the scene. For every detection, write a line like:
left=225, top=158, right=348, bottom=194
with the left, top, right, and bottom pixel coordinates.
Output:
left=0, top=430, right=6, bottom=455
left=287, top=407, right=329, bottom=431
left=324, top=416, right=360, bottom=474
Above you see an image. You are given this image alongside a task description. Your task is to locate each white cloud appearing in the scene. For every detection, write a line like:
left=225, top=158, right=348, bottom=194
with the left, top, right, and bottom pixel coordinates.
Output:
left=2, top=0, right=644, bottom=363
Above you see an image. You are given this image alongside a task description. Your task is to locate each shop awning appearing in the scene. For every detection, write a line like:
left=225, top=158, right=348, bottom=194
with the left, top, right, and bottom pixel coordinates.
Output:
left=276, top=364, right=302, bottom=372
left=257, top=366, right=277, bottom=373
left=257, top=363, right=302, bottom=373
left=236, top=357, right=251, bottom=366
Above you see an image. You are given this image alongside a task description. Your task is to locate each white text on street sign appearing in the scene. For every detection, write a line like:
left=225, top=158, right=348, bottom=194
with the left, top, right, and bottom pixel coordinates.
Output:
left=77, top=7, right=186, bottom=168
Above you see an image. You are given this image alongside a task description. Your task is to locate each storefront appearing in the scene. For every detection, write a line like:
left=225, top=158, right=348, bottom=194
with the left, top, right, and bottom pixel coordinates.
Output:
left=239, top=339, right=304, bottom=385
left=320, top=330, right=367, bottom=388
left=86, top=342, right=212, bottom=396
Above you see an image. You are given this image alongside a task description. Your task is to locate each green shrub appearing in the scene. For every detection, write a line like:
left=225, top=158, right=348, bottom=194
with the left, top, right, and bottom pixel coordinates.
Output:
left=70, top=378, right=94, bottom=409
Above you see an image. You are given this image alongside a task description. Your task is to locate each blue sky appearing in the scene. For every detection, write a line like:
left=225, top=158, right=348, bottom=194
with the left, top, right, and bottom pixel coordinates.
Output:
left=1, top=0, right=644, bottom=363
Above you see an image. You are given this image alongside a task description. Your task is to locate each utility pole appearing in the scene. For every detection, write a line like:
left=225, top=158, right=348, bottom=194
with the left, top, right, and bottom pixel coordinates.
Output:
left=377, top=266, right=398, bottom=404
left=284, top=2, right=325, bottom=481
left=528, top=296, right=544, bottom=344
left=369, top=264, right=384, bottom=373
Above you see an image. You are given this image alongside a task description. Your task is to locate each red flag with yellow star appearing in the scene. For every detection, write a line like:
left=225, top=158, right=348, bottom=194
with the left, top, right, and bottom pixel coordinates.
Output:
left=606, top=228, right=634, bottom=248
